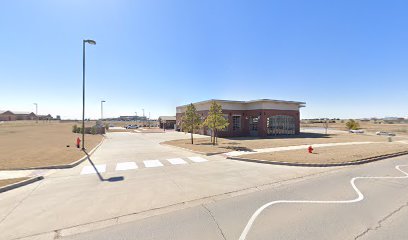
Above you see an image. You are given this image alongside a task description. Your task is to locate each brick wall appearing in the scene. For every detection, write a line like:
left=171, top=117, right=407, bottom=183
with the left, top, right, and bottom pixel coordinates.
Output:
left=176, top=109, right=300, bottom=137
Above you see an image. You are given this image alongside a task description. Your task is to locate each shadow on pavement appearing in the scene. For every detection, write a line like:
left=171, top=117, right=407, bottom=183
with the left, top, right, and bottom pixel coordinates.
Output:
left=83, top=150, right=124, bottom=182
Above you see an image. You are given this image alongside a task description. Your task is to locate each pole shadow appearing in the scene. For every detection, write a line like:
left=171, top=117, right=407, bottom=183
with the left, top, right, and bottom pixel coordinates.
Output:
left=83, top=150, right=124, bottom=182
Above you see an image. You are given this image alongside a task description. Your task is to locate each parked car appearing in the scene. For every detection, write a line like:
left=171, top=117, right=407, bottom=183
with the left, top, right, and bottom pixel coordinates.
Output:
left=126, top=125, right=138, bottom=129
left=376, top=131, right=396, bottom=136
left=349, top=129, right=364, bottom=133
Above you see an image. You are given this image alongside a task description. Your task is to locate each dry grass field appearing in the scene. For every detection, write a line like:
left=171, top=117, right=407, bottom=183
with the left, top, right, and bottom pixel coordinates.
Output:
left=240, top=142, right=408, bottom=164
left=301, top=122, right=408, bottom=135
left=0, top=177, right=29, bottom=188
left=163, top=132, right=398, bottom=154
left=0, top=121, right=103, bottom=170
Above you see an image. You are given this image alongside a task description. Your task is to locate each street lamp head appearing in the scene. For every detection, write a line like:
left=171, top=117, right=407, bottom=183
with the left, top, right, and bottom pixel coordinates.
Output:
left=101, top=100, right=106, bottom=103
left=84, top=39, right=96, bottom=45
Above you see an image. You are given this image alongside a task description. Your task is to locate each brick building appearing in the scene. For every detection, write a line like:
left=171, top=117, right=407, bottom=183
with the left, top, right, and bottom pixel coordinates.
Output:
left=176, top=99, right=305, bottom=137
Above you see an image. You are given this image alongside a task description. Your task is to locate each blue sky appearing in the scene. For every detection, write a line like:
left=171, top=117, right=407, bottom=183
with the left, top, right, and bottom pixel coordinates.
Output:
left=1, top=0, right=407, bottom=119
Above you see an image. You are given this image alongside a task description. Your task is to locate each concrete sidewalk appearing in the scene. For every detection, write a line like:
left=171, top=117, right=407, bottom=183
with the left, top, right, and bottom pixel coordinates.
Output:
left=0, top=169, right=54, bottom=180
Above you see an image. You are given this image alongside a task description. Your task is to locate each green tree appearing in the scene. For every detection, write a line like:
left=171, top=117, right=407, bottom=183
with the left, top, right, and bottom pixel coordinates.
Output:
left=203, top=101, right=229, bottom=145
left=181, top=103, right=202, bottom=144
left=346, top=119, right=360, bottom=130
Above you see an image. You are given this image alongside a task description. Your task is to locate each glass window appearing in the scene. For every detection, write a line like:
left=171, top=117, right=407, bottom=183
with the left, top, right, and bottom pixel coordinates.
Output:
left=249, top=117, right=258, bottom=131
left=232, top=116, right=241, bottom=131
left=267, top=115, right=295, bottom=135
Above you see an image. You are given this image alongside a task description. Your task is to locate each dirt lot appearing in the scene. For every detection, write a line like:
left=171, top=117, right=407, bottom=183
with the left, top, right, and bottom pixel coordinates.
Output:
left=0, top=121, right=103, bottom=170
left=239, top=142, right=408, bottom=164
left=0, top=177, right=29, bottom=188
left=301, top=122, right=408, bottom=136
left=163, top=132, right=399, bottom=154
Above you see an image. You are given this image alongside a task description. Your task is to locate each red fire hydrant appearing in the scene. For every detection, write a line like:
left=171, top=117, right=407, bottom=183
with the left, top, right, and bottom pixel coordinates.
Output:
left=308, top=145, right=313, bottom=153
left=76, top=137, right=81, bottom=149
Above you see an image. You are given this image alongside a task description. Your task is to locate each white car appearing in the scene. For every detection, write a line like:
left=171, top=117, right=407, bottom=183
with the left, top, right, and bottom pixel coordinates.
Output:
left=126, top=125, right=138, bottom=129
left=349, top=129, right=364, bottom=133
left=376, top=131, right=396, bottom=136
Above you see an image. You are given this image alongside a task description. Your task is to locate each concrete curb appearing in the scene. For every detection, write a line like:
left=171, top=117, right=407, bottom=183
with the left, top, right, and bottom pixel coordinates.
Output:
left=160, top=142, right=225, bottom=156
left=3, top=136, right=106, bottom=171
left=0, top=176, right=44, bottom=193
left=227, top=151, right=408, bottom=167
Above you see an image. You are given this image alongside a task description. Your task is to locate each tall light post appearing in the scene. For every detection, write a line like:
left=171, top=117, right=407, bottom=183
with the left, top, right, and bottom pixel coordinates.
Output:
left=33, top=103, right=38, bottom=123
left=82, top=39, right=96, bottom=150
left=142, top=109, right=145, bottom=126
left=101, top=100, right=106, bottom=120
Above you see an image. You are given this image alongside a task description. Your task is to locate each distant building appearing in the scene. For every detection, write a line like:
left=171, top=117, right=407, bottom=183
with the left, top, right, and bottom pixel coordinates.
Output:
left=0, top=111, right=17, bottom=121
left=13, top=111, right=37, bottom=120
left=118, top=116, right=147, bottom=121
left=0, top=110, right=36, bottom=121
left=176, top=99, right=305, bottom=137
left=38, top=114, right=53, bottom=120
left=158, top=116, right=176, bottom=129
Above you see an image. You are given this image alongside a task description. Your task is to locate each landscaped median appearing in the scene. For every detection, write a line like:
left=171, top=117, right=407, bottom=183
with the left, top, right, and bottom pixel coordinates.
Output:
left=162, top=132, right=408, bottom=165
left=231, top=142, right=408, bottom=166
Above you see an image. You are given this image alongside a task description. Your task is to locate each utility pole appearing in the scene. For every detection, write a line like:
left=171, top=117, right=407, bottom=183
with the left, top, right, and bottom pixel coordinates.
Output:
left=142, top=109, right=145, bottom=127
left=33, top=103, right=38, bottom=123
left=101, top=100, right=106, bottom=120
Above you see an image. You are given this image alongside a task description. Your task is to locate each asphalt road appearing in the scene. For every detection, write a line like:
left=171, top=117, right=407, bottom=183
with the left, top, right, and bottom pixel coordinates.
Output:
left=0, top=131, right=331, bottom=240
left=63, top=155, right=408, bottom=240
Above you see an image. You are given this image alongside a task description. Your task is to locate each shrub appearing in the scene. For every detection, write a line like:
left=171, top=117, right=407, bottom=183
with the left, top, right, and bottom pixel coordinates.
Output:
left=76, top=127, right=83, bottom=134
left=105, top=123, right=110, bottom=131
left=346, top=119, right=360, bottom=130
left=91, top=126, right=97, bottom=135
left=72, top=124, right=78, bottom=133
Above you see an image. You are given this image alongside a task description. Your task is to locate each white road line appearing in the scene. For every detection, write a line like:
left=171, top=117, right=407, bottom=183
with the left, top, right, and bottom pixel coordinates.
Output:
left=167, top=158, right=187, bottom=165
left=188, top=157, right=208, bottom=163
left=238, top=164, right=408, bottom=240
left=115, top=162, right=138, bottom=171
left=80, top=165, right=106, bottom=175
left=143, top=160, right=164, bottom=168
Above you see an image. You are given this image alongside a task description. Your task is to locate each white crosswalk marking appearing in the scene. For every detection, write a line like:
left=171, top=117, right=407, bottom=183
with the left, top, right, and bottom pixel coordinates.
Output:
left=144, top=160, right=164, bottom=168
left=188, top=157, right=208, bottom=163
left=167, top=158, right=187, bottom=165
left=80, top=165, right=106, bottom=175
left=116, top=162, right=138, bottom=171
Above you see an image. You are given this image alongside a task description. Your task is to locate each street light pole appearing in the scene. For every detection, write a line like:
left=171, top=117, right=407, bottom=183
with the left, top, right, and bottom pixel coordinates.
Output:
left=33, top=103, right=38, bottom=123
left=142, top=109, right=145, bottom=126
left=101, top=100, right=106, bottom=120
left=82, top=39, right=96, bottom=150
